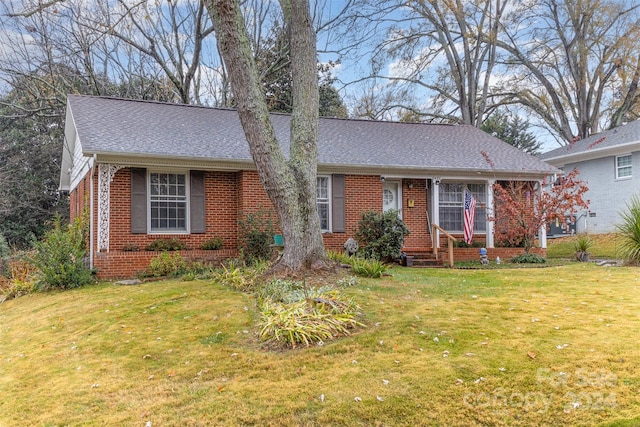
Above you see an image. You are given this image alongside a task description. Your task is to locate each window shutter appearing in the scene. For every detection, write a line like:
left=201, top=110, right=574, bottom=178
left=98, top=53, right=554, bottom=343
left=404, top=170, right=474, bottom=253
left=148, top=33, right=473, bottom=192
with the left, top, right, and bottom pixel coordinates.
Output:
left=332, top=174, right=346, bottom=232
left=190, top=171, right=206, bottom=234
left=130, top=168, right=147, bottom=234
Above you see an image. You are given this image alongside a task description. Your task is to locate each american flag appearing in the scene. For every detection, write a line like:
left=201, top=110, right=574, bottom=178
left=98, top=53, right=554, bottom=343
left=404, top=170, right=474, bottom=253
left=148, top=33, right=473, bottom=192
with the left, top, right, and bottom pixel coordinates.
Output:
left=463, top=189, right=476, bottom=244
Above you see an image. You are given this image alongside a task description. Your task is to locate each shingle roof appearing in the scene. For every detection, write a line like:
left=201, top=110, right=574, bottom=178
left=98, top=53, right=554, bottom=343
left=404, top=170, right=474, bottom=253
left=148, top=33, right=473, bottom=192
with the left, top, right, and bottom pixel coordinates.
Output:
left=67, top=95, right=557, bottom=175
left=540, top=120, right=640, bottom=161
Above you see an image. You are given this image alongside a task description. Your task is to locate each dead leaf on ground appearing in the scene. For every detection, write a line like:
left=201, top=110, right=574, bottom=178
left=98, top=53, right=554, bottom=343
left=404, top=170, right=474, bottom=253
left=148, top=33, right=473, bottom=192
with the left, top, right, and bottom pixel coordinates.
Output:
left=527, top=351, right=536, bottom=359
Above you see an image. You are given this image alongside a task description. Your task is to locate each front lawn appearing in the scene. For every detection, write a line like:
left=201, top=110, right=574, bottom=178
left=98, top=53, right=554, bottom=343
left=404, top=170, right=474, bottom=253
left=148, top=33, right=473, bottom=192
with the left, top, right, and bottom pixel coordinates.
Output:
left=0, top=264, right=638, bottom=426
left=547, top=233, right=620, bottom=259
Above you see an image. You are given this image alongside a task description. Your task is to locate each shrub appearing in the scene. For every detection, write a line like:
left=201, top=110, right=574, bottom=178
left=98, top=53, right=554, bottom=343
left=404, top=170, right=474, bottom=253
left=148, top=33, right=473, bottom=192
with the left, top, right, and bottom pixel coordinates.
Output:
left=212, top=263, right=257, bottom=292
left=511, top=253, right=546, bottom=264
left=200, top=237, right=224, bottom=250
left=454, top=240, right=485, bottom=248
left=238, top=209, right=275, bottom=265
left=145, top=238, right=187, bottom=252
left=149, top=252, right=187, bottom=277
left=326, top=250, right=354, bottom=265
left=350, top=257, right=389, bottom=278
left=616, top=195, right=640, bottom=265
left=30, top=216, right=93, bottom=291
left=121, top=244, right=140, bottom=252
left=355, top=210, right=409, bottom=261
left=0, top=279, right=34, bottom=303
left=0, top=259, right=38, bottom=302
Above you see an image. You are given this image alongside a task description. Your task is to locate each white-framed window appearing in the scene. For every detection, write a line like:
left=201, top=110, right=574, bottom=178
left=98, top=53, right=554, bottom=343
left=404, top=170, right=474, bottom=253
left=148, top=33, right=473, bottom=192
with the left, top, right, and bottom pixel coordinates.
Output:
left=438, top=183, right=487, bottom=232
left=616, top=154, right=632, bottom=179
left=149, top=172, right=188, bottom=232
left=317, top=176, right=330, bottom=231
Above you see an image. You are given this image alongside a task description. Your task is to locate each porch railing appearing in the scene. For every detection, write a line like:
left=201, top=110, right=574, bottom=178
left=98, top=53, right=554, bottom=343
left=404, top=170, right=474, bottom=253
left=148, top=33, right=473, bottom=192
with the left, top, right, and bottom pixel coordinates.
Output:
left=432, top=224, right=457, bottom=268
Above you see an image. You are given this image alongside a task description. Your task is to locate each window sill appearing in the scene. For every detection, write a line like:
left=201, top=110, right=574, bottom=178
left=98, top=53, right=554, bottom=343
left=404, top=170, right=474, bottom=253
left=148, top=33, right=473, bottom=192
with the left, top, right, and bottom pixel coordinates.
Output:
left=148, top=230, right=190, bottom=235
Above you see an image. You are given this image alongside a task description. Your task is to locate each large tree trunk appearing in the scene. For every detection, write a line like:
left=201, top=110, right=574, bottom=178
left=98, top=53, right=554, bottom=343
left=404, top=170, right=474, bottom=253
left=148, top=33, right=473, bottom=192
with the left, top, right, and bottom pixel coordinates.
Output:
left=207, top=0, right=327, bottom=271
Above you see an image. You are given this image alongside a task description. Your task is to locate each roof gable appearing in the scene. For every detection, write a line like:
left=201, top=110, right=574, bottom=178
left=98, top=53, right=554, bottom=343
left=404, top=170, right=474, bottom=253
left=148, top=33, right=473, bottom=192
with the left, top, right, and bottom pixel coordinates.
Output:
left=540, top=120, right=640, bottom=164
left=65, top=95, right=558, bottom=176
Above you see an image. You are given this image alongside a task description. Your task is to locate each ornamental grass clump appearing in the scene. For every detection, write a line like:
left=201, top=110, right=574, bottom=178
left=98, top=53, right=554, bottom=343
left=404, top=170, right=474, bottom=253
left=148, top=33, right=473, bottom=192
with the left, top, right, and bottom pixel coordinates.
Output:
left=257, top=279, right=363, bottom=348
left=212, top=261, right=261, bottom=292
left=350, top=257, right=388, bottom=278
left=616, top=195, right=640, bottom=264
left=326, top=249, right=354, bottom=265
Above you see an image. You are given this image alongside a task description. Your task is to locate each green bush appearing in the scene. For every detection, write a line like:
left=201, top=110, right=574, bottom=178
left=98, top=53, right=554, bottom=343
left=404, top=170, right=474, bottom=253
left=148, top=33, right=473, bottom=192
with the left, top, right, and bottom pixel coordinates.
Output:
left=238, top=209, right=275, bottom=265
left=145, top=238, right=187, bottom=252
left=350, top=257, right=389, bottom=278
left=454, top=240, right=485, bottom=248
left=355, top=210, right=409, bottom=261
left=200, top=237, right=224, bottom=250
left=121, top=244, right=140, bottom=252
left=149, top=252, right=187, bottom=277
left=511, top=253, right=546, bottom=264
left=616, top=195, right=640, bottom=264
left=30, top=216, right=94, bottom=291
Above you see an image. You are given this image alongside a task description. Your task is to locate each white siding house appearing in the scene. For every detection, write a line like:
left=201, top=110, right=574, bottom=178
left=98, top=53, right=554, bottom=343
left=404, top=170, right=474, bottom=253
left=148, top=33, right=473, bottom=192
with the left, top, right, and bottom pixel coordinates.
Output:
left=540, top=121, right=640, bottom=234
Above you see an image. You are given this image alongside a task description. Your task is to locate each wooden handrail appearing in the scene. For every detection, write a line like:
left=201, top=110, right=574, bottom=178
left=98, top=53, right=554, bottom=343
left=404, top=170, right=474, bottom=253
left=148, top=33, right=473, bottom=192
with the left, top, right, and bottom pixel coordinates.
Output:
left=432, top=224, right=457, bottom=268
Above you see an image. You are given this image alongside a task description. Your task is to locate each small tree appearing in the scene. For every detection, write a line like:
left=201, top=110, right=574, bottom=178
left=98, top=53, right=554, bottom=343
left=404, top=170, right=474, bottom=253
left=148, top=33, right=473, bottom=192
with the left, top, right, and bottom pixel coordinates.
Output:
left=490, top=169, right=589, bottom=254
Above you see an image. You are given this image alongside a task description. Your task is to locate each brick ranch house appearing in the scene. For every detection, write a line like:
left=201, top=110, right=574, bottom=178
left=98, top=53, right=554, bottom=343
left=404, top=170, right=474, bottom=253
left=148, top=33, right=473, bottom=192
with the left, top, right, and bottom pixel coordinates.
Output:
left=59, top=95, right=558, bottom=278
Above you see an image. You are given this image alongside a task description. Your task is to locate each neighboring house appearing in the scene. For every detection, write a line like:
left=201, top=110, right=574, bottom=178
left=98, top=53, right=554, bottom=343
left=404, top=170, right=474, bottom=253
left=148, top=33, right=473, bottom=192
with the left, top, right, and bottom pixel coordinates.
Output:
left=540, top=120, right=640, bottom=234
left=60, top=95, right=558, bottom=278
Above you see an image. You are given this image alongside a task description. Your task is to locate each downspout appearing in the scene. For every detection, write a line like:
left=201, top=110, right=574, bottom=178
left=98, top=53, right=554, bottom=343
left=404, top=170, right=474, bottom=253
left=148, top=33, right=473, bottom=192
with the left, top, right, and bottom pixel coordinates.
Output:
left=89, top=154, right=96, bottom=270
left=575, top=211, right=588, bottom=233
left=538, top=179, right=547, bottom=249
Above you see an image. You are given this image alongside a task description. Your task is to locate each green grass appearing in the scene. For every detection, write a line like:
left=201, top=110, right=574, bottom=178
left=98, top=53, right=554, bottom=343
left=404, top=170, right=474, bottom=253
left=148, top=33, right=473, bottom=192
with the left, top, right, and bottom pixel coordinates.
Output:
left=1, top=265, right=639, bottom=426
left=547, top=233, right=620, bottom=259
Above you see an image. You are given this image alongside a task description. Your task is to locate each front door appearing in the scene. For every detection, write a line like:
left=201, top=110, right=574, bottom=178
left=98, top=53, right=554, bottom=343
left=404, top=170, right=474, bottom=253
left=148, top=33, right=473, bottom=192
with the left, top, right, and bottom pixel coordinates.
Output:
left=383, top=181, right=401, bottom=217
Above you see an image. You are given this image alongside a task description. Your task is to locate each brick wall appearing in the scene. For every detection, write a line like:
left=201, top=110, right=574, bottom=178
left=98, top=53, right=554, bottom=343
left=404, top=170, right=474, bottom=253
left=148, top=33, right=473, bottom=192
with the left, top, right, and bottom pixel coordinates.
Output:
left=323, top=175, right=382, bottom=250
left=69, top=172, right=92, bottom=221
left=94, top=249, right=237, bottom=279
left=106, top=169, right=239, bottom=252
left=401, top=179, right=430, bottom=251
left=79, top=169, right=548, bottom=278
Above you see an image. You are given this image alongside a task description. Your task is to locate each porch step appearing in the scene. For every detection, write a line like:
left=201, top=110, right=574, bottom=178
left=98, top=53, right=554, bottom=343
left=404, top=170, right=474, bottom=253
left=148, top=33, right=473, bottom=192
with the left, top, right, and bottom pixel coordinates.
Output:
left=410, top=258, right=443, bottom=268
left=402, top=250, right=444, bottom=268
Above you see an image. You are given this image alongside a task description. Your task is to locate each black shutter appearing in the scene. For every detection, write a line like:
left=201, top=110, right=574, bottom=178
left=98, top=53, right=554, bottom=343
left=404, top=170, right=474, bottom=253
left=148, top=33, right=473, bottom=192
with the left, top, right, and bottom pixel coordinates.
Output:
left=130, top=168, right=147, bottom=234
left=332, top=174, right=346, bottom=232
left=190, top=171, right=206, bottom=234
